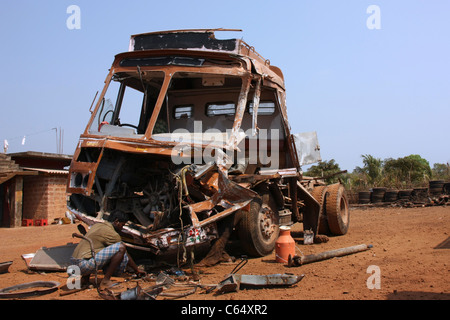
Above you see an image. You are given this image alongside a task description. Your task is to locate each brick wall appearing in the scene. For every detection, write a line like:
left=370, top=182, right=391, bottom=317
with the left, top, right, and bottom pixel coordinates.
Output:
left=23, top=174, right=68, bottom=222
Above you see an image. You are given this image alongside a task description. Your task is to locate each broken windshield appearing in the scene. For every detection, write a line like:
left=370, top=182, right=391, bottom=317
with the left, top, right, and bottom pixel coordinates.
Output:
left=89, top=68, right=281, bottom=146
left=88, top=71, right=165, bottom=137
left=151, top=71, right=245, bottom=147
left=87, top=70, right=260, bottom=147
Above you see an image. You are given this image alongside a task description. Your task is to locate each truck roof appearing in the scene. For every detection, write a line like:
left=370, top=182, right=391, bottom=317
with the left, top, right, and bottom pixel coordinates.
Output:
left=126, top=29, right=285, bottom=88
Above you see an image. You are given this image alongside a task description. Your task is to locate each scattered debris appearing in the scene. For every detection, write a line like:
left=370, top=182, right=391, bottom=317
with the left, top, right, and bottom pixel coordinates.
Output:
left=88, top=255, right=304, bottom=299
left=214, top=255, right=303, bottom=294
left=119, top=284, right=164, bottom=300
left=0, top=261, right=12, bottom=274
left=59, top=283, right=91, bottom=297
left=216, top=273, right=304, bottom=294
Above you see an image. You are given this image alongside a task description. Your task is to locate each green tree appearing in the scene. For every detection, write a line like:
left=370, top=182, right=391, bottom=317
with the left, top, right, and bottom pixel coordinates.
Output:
left=304, top=159, right=342, bottom=184
left=357, top=154, right=384, bottom=187
left=432, top=163, right=450, bottom=180
left=384, top=154, right=431, bottom=188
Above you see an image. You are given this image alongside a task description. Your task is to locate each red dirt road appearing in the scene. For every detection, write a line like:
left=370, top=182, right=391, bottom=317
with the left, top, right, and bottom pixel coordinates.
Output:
left=0, top=205, right=449, bottom=301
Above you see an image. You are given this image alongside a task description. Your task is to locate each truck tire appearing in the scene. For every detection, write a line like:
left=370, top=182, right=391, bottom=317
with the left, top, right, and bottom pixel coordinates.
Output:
left=310, top=186, right=330, bottom=235
left=325, top=183, right=350, bottom=235
left=238, top=200, right=280, bottom=257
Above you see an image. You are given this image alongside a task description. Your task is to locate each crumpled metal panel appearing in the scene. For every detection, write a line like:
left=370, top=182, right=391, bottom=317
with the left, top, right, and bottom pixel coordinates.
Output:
left=292, top=131, right=322, bottom=166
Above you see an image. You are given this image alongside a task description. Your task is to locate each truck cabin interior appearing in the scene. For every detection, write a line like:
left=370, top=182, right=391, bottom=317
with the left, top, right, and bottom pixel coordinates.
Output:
left=88, top=70, right=288, bottom=168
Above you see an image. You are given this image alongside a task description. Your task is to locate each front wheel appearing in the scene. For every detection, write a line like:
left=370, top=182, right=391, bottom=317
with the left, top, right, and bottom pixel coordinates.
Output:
left=238, top=200, right=280, bottom=257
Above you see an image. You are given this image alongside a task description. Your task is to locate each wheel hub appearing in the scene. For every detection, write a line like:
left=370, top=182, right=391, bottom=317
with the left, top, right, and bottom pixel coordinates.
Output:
left=259, top=205, right=276, bottom=239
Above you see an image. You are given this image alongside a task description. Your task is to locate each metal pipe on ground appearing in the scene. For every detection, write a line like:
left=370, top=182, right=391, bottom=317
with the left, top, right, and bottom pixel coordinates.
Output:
left=288, top=244, right=373, bottom=267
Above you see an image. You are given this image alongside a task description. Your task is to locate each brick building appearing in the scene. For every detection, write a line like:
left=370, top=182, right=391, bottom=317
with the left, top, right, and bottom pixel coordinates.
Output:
left=0, top=152, right=72, bottom=227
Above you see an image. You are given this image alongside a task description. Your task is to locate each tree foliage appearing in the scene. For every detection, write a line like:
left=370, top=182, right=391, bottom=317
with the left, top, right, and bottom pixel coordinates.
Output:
left=350, top=154, right=433, bottom=190
left=432, top=163, right=450, bottom=180
left=383, top=155, right=431, bottom=188
left=359, top=154, right=384, bottom=186
left=304, top=159, right=342, bottom=184
left=310, top=154, right=442, bottom=192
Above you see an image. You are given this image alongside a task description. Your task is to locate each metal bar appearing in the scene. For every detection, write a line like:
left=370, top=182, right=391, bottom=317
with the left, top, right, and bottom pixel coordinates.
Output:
left=251, top=77, right=261, bottom=136
left=288, top=244, right=373, bottom=267
left=227, top=75, right=251, bottom=150
left=198, top=200, right=252, bottom=227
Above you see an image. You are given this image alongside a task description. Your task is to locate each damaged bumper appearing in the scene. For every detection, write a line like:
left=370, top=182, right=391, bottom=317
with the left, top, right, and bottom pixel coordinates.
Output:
left=67, top=162, right=259, bottom=258
left=69, top=205, right=219, bottom=256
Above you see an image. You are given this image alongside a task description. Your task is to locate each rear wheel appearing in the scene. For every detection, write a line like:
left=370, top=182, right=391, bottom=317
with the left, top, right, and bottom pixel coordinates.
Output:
left=238, top=198, right=280, bottom=257
left=325, top=183, right=350, bottom=235
left=310, top=185, right=330, bottom=235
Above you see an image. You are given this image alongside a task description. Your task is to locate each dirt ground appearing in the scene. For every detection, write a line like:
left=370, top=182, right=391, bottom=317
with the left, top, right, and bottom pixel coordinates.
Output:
left=0, top=205, right=449, bottom=302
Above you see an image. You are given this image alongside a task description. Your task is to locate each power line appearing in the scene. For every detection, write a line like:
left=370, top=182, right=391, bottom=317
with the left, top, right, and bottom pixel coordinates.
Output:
left=2, top=128, right=56, bottom=142
left=2, top=127, right=64, bottom=154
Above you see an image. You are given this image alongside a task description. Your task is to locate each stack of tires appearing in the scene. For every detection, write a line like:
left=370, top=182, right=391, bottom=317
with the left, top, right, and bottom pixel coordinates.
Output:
left=371, top=188, right=386, bottom=203
left=429, top=180, right=445, bottom=197
left=444, top=183, right=450, bottom=195
left=384, top=190, right=399, bottom=203
left=356, top=182, right=450, bottom=205
left=358, top=188, right=398, bottom=204
left=398, top=189, right=413, bottom=201
left=357, top=191, right=371, bottom=204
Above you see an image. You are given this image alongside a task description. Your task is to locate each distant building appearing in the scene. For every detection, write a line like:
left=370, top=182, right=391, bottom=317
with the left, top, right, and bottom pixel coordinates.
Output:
left=0, top=152, right=72, bottom=227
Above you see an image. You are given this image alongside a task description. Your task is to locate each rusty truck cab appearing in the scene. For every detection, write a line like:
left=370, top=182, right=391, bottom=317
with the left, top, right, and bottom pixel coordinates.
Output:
left=66, top=29, right=341, bottom=261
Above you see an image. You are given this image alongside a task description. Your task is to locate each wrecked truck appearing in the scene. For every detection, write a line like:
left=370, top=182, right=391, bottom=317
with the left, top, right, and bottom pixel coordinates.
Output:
left=66, top=29, right=349, bottom=263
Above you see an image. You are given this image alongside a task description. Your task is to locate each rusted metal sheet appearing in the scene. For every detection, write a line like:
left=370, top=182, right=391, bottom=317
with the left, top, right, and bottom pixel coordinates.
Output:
left=0, top=261, right=12, bottom=274
left=216, top=273, right=304, bottom=294
left=0, top=281, right=60, bottom=299
left=27, top=244, right=77, bottom=272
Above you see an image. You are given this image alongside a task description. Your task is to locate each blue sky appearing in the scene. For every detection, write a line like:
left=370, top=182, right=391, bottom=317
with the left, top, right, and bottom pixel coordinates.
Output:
left=0, top=1, right=449, bottom=171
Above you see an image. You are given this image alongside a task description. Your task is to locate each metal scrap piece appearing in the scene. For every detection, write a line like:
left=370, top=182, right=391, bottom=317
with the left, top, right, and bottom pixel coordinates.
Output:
left=216, top=273, right=304, bottom=294
left=188, top=167, right=258, bottom=228
left=26, top=243, right=77, bottom=272
left=0, top=281, right=60, bottom=299
left=0, top=261, right=12, bottom=274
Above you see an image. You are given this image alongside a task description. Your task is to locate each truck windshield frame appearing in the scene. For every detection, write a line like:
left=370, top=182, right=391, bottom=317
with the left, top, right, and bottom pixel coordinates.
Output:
left=86, top=67, right=254, bottom=149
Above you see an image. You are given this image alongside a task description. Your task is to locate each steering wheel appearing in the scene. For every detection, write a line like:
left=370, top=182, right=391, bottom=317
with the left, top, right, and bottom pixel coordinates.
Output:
left=119, top=123, right=138, bottom=130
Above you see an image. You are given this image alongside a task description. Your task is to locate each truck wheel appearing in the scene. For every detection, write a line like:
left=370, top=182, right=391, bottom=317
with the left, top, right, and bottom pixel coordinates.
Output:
left=325, top=183, right=350, bottom=235
left=238, top=200, right=280, bottom=257
left=310, top=186, right=330, bottom=235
